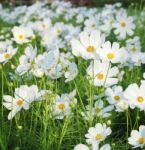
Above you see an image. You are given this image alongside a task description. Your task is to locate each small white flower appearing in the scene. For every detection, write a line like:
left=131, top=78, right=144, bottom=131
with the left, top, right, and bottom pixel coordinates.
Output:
left=124, top=82, right=145, bottom=110
left=54, top=90, right=77, bottom=119
left=99, top=41, right=129, bottom=63
left=36, top=18, right=52, bottom=31
left=64, top=62, right=78, bottom=83
left=3, top=85, right=39, bottom=120
left=0, top=41, right=17, bottom=63
left=105, top=86, right=124, bottom=105
left=12, top=26, right=34, bottom=44
left=74, top=143, right=111, bottom=150
left=94, top=100, right=114, bottom=118
left=128, top=125, right=145, bottom=148
left=116, top=100, right=128, bottom=112
left=74, top=144, right=89, bottom=150
left=85, top=123, right=112, bottom=144
left=126, top=36, right=141, bottom=54
left=16, top=45, right=37, bottom=75
left=131, top=52, right=145, bottom=66
left=84, top=17, right=100, bottom=33
left=71, top=30, right=105, bottom=60
left=87, top=60, right=119, bottom=87
left=112, top=12, right=135, bottom=39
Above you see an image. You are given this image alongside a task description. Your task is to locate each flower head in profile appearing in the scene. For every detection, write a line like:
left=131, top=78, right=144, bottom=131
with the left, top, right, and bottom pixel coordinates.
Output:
left=64, top=62, right=78, bottom=83
left=16, top=45, right=37, bottom=75
left=83, top=100, right=114, bottom=120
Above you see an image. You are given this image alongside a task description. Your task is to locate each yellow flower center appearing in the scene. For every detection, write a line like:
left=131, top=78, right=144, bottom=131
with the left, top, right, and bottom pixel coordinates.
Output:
left=47, top=68, right=51, bottom=72
left=137, top=96, right=144, bottom=103
left=4, top=53, right=11, bottom=59
left=138, top=137, right=145, bottom=144
left=16, top=99, right=24, bottom=106
left=121, top=22, right=126, bottom=27
left=57, top=29, right=62, bottom=34
left=96, top=73, right=104, bottom=80
left=107, top=53, right=115, bottom=60
left=42, top=24, right=46, bottom=28
left=96, top=107, right=101, bottom=113
left=131, top=47, right=137, bottom=52
left=114, top=95, right=120, bottom=102
left=58, top=103, right=65, bottom=110
left=87, top=46, right=95, bottom=53
left=92, top=24, right=96, bottom=28
left=95, top=133, right=103, bottom=140
left=18, top=34, right=25, bottom=40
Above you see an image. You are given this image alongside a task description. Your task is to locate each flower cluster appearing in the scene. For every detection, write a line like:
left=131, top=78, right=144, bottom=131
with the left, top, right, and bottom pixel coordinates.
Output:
left=0, top=0, right=145, bottom=149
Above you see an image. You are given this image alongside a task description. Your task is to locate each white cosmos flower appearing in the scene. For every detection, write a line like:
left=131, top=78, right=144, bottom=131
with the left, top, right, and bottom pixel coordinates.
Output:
left=131, top=52, right=145, bottom=66
left=94, top=100, right=114, bottom=118
left=85, top=123, right=112, bottom=144
left=112, top=13, right=135, bottom=39
left=31, top=67, right=44, bottom=78
left=60, top=52, right=74, bottom=67
left=82, top=100, right=113, bottom=120
left=12, top=26, right=34, bottom=44
left=99, top=16, right=114, bottom=36
left=0, top=41, right=17, bottom=63
left=99, top=41, right=129, bottom=63
left=54, top=90, right=77, bottom=119
left=52, top=22, right=65, bottom=36
left=76, top=14, right=84, bottom=23
left=84, top=17, right=100, bottom=33
left=92, top=142, right=111, bottom=150
left=105, top=86, right=128, bottom=112
left=16, top=45, right=37, bottom=75
left=38, top=49, right=63, bottom=79
left=105, top=86, right=124, bottom=105
left=126, top=36, right=141, bottom=54
left=64, top=62, right=78, bottom=83
left=124, top=82, right=145, bottom=110
left=125, top=37, right=143, bottom=66
left=74, top=143, right=111, bottom=150
left=87, top=60, right=119, bottom=87
left=71, top=30, right=105, bottom=60
left=14, top=85, right=39, bottom=103
left=116, top=100, right=128, bottom=112
left=128, top=125, right=145, bottom=148
left=46, top=64, right=63, bottom=79
left=36, top=18, right=52, bottom=31
left=55, top=96, right=70, bottom=119
left=3, top=85, right=39, bottom=120
left=41, top=29, right=58, bottom=49
left=3, top=95, right=29, bottom=120
left=74, top=144, right=89, bottom=150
